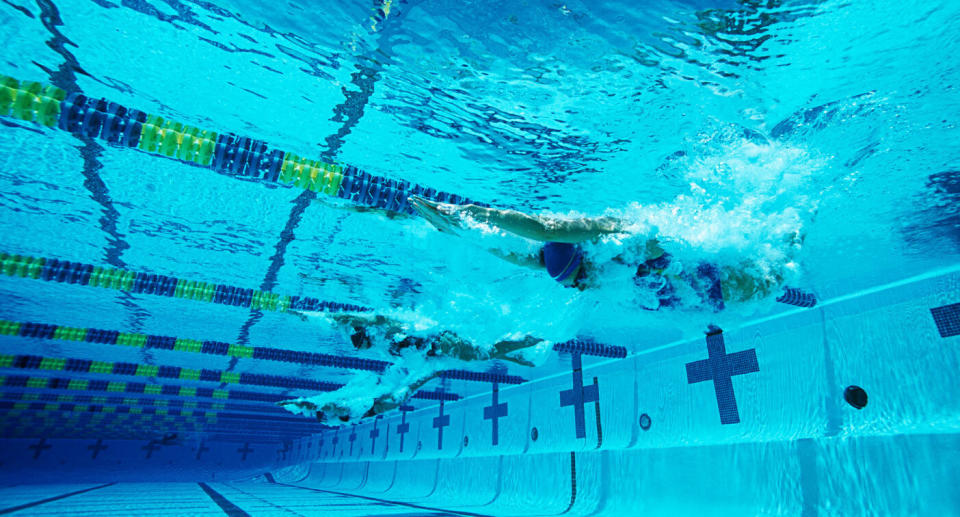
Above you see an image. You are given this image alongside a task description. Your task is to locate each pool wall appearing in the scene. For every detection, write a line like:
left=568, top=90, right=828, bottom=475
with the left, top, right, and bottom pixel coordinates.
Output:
left=1, top=268, right=958, bottom=515
left=262, top=267, right=960, bottom=515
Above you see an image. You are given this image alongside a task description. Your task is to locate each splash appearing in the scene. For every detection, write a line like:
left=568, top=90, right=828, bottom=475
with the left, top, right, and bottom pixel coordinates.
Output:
left=282, top=310, right=552, bottom=423
left=415, top=126, right=826, bottom=342
left=281, top=360, right=448, bottom=422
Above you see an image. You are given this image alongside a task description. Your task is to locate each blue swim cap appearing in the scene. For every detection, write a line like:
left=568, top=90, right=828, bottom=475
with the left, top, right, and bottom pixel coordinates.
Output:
left=542, top=242, right=583, bottom=282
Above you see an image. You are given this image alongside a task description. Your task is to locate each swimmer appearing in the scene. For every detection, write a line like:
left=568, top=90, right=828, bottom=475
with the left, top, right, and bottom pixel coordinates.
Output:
left=330, top=313, right=541, bottom=366
left=279, top=314, right=543, bottom=423
left=409, top=195, right=799, bottom=311
left=279, top=370, right=439, bottom=424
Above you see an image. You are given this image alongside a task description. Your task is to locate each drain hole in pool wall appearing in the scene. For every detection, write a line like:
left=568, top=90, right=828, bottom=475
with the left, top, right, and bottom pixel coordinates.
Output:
left=844, top=385, right=868, bottom=409
left=530, top=427, right=539, bottom=441
left=639, top=413, right=652, bottom=430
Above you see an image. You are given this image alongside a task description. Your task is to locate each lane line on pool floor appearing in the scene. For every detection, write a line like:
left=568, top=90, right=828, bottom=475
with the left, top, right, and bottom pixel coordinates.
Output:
left=266, top=480, right=495, bottom=517
left=0, top=482, right=116, bottom=515
left=198, top=482, right=251, bottom=517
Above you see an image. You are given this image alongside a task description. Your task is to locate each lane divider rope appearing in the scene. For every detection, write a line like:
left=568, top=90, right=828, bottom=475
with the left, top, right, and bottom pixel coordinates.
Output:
left=0, top=74, right=488, bottom=215
left=437, top=369, right=524, bottom=385
left=0, top=399, right=326, bottom=428
left=0, top=373, right=284, bottom=404
left=0, top=408, right=320, bottom=433
left=0, top=318, right=390, bottom=373
left=0, top=252, right=371, bottom=313
left=0, top=412, right=324, bottom=439
left=0, top=390, right=318, bottom=425
left=0, top=314, right=526, bottom=389
left=0, top=399, right=219, bottom=420
left=0, top=389, right=230, bottom=411
left=0, top=352, right=342, bottom=391
left=552, top=339, right=627, bottom=358
left=0, top=361, right=459, bottom=402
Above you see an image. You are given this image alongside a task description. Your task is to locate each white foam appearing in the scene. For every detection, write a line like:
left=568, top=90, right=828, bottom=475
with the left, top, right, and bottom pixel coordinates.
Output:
left=410, top=133, right=825, bottom=344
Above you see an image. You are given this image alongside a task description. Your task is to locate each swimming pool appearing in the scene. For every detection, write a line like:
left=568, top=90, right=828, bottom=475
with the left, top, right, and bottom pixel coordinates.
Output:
left=1, top=0, right=958, bottom=514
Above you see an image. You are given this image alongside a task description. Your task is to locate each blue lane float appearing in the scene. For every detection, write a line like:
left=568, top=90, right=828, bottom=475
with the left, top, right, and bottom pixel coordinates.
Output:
left=553, top=339, right=628, bottom=358
left=776, top=287, right=818, bottom=308
left=0, top=252, right=371, bottom=314
left=3, top=74, right=488, bottom=216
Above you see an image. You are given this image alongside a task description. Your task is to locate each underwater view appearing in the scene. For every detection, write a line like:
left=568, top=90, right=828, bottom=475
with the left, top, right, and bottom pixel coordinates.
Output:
left=0, top=0, right=958, bottom=514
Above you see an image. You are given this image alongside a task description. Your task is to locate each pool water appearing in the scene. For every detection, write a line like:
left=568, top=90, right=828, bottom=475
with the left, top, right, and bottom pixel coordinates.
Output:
left=0, top=0, right=958, bottom=515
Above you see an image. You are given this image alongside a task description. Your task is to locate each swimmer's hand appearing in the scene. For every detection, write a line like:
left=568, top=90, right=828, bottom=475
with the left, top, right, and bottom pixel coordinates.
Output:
left=411, top=195, right=623, bottom=244
left=409, top=195, right=463, bottom=235
left=277, top=399, right=316, bottom=411
left=288, top=310, right=309, bottom=323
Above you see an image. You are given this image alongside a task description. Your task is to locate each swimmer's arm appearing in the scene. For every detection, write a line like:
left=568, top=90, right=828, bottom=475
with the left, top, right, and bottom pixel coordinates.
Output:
left=486, top=248, right=544, bottom=270
left=312, top=196, right=410, bottom=220
left=410, top=195, right=620, bottom=243
left=338, top=314, right=409, bottom=342
left=332, top=313, right=403, bottom=328
left=276, top=398, right=317, bottom=412
left=491, top=335, right=542, bottom=367
left=402, top=372, right=439, bottom=397
left=461, top=205, right=623, bottom=243
left=720, top=265, right=783, bottom=303
left=366, top=372, right=439, bottom=417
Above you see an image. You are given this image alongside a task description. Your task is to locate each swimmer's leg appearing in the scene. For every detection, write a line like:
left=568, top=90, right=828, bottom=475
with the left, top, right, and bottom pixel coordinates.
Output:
left=312, top=195, right=410, bottom=220
left=491, top=335, right=543, bottom=356
left=365, top=371, right=441, bottom=418
left=277, top=398, right=317, bottom=412
left=497, top=355, right=537, bottom=368
left=720, top=265, right=784, bottom=303
left=409, top=196, right=622, bottom=243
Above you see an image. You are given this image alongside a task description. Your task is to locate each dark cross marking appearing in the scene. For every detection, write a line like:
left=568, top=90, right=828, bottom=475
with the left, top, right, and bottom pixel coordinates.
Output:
left=277, top=440, right=291, bottom=461
left=432, top=400, right=451, bottom=450
left=369, top=415, right=382, bottom=453
left=559, top=353, right=600, bottom=439
left=29, top=438, right=51, bottom=459
left=397, top=404, right=414, bottom=452
left=195, top=441, right=210, bottom=460
left=931, top=303, right=960, bottom=338
left=685, top=328, right=759, bottom=425
left=483, top=382, right=508, bottom=446
left=318, top=433, right=325, bottom=454
left=141, top=440, right=161, bottom=459
left=592, top=376, right=603, bottom=448
left=348, top=425, right=358, bottom=455
left=237, top=443, right=253, bottom=461
left=87, top=439, right=108, bottom=459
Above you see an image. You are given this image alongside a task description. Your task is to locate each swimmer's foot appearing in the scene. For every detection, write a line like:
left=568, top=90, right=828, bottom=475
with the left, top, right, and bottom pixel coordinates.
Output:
left=277, top=399, right=316, bottom=411
left=311, top=196, right=409, bottom=219
left=500, top=355, right=536, bottom=367
left=296, top=272, right=328, bottom=287
left=492, top=335, right=544, bottom=357
left=409, top=195, right=462, bottom=235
